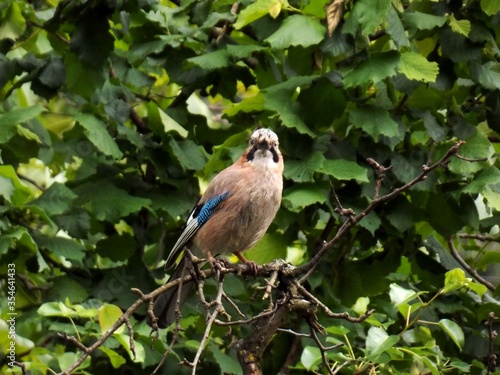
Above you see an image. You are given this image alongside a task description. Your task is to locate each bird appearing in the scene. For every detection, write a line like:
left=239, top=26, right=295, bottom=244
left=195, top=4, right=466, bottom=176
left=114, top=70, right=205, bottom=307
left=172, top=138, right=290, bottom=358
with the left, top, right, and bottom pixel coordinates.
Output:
left=148, top=128, right=284, bottom=328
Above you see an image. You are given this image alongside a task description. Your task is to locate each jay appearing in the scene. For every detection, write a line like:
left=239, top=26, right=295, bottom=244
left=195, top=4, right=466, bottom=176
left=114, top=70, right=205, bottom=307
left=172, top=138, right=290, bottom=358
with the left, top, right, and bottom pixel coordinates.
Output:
left=149, top=128, right=284, bottom=328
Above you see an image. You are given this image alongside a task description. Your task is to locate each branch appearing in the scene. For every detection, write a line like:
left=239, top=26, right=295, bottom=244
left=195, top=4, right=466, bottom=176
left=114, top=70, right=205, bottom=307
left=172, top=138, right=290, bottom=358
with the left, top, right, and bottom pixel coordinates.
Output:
left=485, top=312, right=498, bottom=375
left=292, top=140, right=466, bottom=277
left=448, top=237, right=495, bottom=292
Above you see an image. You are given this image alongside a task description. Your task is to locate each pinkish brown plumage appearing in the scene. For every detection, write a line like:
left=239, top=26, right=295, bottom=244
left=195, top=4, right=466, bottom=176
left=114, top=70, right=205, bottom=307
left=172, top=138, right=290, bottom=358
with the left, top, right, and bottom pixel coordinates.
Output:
left=149, top=129, right=283, bottom=328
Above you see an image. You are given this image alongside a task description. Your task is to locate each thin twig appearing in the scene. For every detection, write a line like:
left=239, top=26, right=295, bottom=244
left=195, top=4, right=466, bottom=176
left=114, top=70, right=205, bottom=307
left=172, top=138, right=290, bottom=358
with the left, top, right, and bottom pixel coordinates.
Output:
left=485, top=312, right=498, bottom=375
left=448, top=238, right=495, bottom=291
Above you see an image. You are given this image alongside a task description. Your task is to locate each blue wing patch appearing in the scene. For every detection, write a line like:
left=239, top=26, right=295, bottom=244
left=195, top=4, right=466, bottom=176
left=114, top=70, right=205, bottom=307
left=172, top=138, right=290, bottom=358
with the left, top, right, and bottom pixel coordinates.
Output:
left=164, top=191, right=230, bottom=269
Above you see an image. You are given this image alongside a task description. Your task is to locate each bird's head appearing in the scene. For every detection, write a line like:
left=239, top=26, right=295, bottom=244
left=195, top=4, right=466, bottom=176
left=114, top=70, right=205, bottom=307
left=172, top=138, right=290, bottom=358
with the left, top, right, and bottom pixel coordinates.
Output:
left=245, top=128, right=282, bottom=169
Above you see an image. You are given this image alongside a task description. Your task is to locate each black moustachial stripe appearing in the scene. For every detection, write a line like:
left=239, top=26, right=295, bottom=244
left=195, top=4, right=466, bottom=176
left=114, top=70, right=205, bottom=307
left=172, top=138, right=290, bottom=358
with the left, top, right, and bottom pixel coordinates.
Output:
left=271, top=147, right=279, bottom=163
left=246, top=147, right=256, bottom=161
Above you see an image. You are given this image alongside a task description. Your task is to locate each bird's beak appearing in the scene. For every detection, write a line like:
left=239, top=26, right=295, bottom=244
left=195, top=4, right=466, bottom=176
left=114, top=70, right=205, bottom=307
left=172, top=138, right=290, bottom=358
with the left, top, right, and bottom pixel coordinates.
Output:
left=257, top=139, right=270, bottom=150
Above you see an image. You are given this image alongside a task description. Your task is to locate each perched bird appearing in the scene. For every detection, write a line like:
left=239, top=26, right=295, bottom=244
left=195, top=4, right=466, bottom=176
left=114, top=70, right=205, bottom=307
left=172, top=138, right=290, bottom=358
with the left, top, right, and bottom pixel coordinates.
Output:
left=149, top=128, right=284, bottom=328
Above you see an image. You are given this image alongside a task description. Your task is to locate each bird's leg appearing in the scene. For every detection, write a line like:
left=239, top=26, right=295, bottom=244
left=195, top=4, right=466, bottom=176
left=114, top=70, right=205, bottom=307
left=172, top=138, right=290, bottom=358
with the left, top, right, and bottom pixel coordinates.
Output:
left=207, top=251, right=229, bottom=274
left=234, top=251, right=259, bottom=275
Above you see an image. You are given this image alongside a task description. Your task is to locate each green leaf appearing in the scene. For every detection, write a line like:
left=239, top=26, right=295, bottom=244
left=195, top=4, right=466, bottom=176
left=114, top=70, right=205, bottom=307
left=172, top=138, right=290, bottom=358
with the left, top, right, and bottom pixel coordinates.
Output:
left=234, top=0, right=276, bottom=29
left=282, top=184, right=327, bottom=211
left=301, top=346, right=322, bottom=370
left=76, top=182, right=152, bottom=222
left=386, top=6, right=410, bottom=47
left=319, top=159, right=369, bottom=182
left=114, top=333, right=145, bottom=362
left=342, top=0, right=391, bottom=36
left=169, top=139, right=206, bottom=171
left=399, top=52, right=439, bottom=82
left=0, top=104, right=45, bottom=143
left=0, top=165, right=33, bottom=207
left=343, top=52, right=400, bottom=88
left=185, top=50, right=230, bottom=71
left=403, top=12, right=447, bottom=32
left=265, top=15, right=325, bottom=49
left=365, top=327, right=400, bottom=358
left=75, top=113, right=123, bottom=159
left=449, top=15, right=471, bottom=37
left=439, top=319, right=464, bottom=350
left=37, top=301, right=98, bottom=318
left=0, top=2, right=26, bottom=40
left=462, top=167, right=500, bottom=194
left=0, top=226, right=37, bottom=256
left=443, top=268, right=467, bottom=293
left=470, top=61, right=500, bottom=90
left=96, top=233, right=136, bottom=262
left=246, top=232, right=287, bottom=263
left=147, top=102, right=188, bottom=138
left=264, top=90, right=315, bottom=136
left=481, top=0, right=500, bottom=16
left=34, top=235, right=86, bottom=262
left=389, top=283, right=419, bottom=306
left=99, top=304, right=124, bottom=334
left=349, top=107, right=399, bottom=139
left=100, top=347, right=127, bottom=369
left=284, top=151, right=325, bottom=182
left=31, top=183, right=77, bottom=216
left=209, top=343, right=243, bottom=375
left=224, top=93, right=265, bottom=116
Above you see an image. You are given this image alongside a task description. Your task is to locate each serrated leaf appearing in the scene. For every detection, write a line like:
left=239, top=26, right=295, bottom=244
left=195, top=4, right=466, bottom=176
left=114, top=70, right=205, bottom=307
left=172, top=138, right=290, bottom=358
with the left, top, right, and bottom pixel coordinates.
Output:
left=0, top=104, right=45, bottom=143
left=225, top=93, right=265, bottom=116
left=234, top=0, right=275, bottom=29
left=265, top=15, right=325, bottom=49
left=185, top=50, right=229, bottom=71
left=320, top=159, right=368, bottom=182
left=0, top=165, right=33, bottom=207
left=463, top=167, right=500, bottom=194
left=349, top=107, right=399, bottom=139
left=34, top=235, right=86, bottom=261
left=169, top=139, right=206, bottom=171
left=31, top=183, right=77, bottom=216
left=283, top=184, right=327, bottom=211
left=264, top=91, right=315, bottom=136
left=470, top=61, right=500, bottom=90
left=76, top=182, right=152, bottom=222
left=342, top=0, right=391, bottom=36
left=0, top=226, right=37, bottom=256
left=147, top=102, right=188, bottom=138
left=284, top=151, right=325, bottom=182
left=75, top=113, right=123, bottom=159
left=449, top=15, right=471, bottom=37
left=481, top=0, right=500, bottom=16
left=439, top=319, right=464, bottom=350
left=399, top=52, right=439, bottom=82
left=343, top=52, right=400, bottom=87
left=99, top=304, right=125, bottom=334
left=403, top=12, right=447, bottom=32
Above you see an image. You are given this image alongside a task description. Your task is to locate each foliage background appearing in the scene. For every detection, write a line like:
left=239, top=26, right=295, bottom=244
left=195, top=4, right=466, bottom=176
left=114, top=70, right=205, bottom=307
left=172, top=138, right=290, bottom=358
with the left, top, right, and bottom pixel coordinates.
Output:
left=1, top=0, right=500, bottom=373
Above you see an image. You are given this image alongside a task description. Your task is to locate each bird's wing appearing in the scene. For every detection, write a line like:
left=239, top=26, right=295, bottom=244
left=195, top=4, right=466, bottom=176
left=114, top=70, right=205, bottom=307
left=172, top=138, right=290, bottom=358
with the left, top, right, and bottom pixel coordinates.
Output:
left=164, top=191, right=230, bottom=269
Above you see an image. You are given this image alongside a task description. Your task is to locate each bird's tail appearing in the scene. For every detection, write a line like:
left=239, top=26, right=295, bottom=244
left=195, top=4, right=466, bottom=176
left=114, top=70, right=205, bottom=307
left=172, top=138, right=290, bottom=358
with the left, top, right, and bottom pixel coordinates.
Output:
left=147, top=257, right=194, bottom=328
